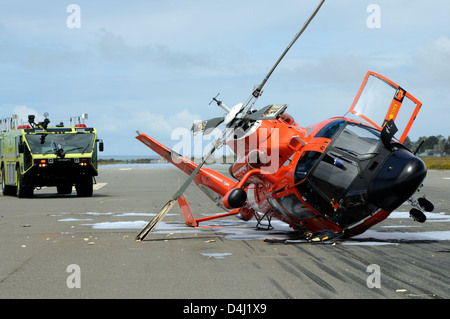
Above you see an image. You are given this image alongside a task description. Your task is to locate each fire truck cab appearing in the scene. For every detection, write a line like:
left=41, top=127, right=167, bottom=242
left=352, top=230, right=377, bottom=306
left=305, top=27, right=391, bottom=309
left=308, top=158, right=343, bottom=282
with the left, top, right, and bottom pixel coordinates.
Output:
left=0, top=113, right=103, bottom=197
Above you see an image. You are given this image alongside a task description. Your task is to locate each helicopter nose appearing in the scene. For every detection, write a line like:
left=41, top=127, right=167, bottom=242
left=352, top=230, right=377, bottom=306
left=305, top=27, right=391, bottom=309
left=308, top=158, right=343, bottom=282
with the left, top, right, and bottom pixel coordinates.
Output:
left=368, top=148, right=427, bottom=211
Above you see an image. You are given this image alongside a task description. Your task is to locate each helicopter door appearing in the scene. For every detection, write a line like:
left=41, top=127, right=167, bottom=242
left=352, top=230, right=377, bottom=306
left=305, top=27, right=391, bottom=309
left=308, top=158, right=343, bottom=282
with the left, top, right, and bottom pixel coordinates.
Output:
left=348, top=71, right=422, bottom=143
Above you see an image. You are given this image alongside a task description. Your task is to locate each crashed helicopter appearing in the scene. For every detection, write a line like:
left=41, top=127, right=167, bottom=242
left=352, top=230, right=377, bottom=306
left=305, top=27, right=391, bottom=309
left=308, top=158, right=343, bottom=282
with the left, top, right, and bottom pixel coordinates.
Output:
left=135, top=0, right=433, bottom=242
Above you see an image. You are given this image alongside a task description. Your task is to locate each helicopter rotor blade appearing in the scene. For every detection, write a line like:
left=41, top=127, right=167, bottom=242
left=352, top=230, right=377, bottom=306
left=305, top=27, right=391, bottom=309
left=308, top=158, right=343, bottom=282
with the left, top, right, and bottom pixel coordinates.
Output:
left=203, top=117, right=225, bottom=134
left=135, top=199, right=177, bottom=241
left=191, top=117, right=225, bottom=136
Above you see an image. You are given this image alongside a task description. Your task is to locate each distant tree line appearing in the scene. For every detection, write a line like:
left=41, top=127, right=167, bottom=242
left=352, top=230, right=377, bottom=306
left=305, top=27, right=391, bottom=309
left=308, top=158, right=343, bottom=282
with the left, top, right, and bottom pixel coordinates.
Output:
left=404, top=135, right=450, bottom=156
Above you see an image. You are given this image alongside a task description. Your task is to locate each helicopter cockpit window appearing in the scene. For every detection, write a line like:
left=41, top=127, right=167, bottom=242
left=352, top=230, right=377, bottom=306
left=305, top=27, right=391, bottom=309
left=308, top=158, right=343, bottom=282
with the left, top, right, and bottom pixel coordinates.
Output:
left=294, top=151, right=321, bottom=180
left=295, top=122, right=383, bottom=219
left=314, top=119, right=345, bottom=139
left=305, top=123, right=381, bottom=203
left=308, top=152, right=359, bottom=203
left=332, top=123, right=380, bottom=159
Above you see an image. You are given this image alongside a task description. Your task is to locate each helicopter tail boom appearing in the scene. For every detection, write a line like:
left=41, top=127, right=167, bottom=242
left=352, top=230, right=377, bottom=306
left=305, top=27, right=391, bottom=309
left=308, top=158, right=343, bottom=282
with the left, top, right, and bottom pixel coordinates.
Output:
left=135, top=131, right=235, bottom=198
left=136, top=131, right=198, bottom=175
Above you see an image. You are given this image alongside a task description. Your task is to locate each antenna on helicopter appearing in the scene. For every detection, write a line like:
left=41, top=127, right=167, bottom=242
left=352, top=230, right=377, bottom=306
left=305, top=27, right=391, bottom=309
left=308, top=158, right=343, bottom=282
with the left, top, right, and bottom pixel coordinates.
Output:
left=209, top=93, right=231, bottom=113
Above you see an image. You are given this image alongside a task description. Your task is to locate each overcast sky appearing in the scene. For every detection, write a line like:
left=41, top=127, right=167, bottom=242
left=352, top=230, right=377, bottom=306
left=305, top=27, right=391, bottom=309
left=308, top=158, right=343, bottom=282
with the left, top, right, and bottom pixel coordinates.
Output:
left=1, top=0, right=449, bottom=156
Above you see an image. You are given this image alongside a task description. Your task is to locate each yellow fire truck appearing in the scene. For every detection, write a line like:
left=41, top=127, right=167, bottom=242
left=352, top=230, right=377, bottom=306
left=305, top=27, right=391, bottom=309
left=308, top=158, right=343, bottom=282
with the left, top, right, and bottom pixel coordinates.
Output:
left=0, top=113, right=103, bottom=197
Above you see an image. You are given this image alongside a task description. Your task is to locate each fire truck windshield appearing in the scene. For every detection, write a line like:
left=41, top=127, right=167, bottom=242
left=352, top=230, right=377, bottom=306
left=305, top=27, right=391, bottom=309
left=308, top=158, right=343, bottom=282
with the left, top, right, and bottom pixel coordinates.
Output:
left=25, top=133, right=95, bottom=155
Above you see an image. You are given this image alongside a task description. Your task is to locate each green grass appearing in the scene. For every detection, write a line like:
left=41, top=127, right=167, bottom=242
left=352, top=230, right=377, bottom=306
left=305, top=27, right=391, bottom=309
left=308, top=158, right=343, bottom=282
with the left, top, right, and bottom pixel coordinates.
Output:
left=421, top=157, right=450, bottom=170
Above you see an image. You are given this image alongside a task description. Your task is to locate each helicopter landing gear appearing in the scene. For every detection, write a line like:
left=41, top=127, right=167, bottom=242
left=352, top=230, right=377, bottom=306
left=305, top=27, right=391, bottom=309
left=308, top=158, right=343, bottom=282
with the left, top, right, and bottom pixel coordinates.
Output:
left=417, top=197, right=434, bottom=212
left=254, top=212, right=273, bottom=230
left=410, top=208, right=426, bottom=223
left=407, top=195, right=434, bottom=223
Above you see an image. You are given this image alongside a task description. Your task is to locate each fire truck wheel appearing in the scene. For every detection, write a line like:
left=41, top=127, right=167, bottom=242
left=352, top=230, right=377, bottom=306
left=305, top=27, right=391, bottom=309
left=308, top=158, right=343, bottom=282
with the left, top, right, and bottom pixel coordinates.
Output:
left=1, top=167, right=14, bottom=196
left=76, top=175, right=93, bottom=197
left=16, top=168, right=33, bottom=198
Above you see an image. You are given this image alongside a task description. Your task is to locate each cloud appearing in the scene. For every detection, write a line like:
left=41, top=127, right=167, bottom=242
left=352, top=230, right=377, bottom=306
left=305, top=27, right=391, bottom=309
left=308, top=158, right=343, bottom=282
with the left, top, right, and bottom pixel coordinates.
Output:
left=89, top=36, right=197, bottom=70
left=11, top=105, right=43, bottom=123
left=136, top=109, right=202, bottom=136
left=96, top=108, right=212, bottom=156
left=1, top=25, right=215, bottom=76
left=88, top=29, right=260, bottom=78
left=414, top=35, right=450, bottom=86
left=99, top=108, right=201, bottom=136
left=297, top=54, right=368, bottom=85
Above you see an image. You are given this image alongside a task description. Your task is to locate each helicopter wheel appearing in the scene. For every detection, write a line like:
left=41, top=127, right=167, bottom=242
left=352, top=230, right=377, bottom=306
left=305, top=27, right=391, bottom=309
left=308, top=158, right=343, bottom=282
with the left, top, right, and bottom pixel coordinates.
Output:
left=418, top=197, right=434, bottom=212
left=409, top=208, right=426, bottom=223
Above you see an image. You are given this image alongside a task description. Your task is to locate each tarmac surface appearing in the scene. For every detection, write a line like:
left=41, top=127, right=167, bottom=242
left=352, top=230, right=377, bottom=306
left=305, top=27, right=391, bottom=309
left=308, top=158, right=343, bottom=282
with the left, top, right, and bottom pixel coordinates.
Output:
left=0, top=164, right=449, bottom=299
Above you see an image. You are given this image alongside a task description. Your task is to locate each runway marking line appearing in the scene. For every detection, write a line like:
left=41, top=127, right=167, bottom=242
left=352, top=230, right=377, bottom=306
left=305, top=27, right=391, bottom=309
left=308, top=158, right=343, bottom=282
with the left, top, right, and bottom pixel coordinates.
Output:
left=94, top=183, right=108, bottom=190
left=39, top=183, right=108, bottom=191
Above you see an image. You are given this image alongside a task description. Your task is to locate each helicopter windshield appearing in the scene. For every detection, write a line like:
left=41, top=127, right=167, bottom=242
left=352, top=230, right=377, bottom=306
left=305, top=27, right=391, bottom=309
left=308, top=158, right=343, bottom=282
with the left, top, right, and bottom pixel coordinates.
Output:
left=25, top=133, right=95, bottom=155
left=291, top=121, right=382, bottom=227
left=332, top=123, right=380, bottom=159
